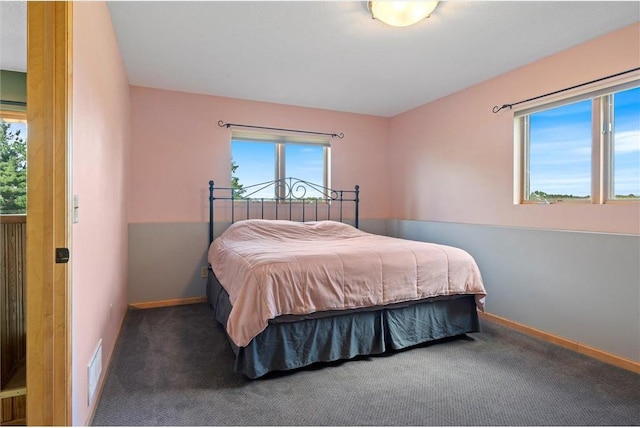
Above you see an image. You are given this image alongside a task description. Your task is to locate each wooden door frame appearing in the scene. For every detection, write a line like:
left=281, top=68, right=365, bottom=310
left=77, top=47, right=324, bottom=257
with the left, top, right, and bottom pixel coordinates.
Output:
left=26, top=2, right=72, bottom=425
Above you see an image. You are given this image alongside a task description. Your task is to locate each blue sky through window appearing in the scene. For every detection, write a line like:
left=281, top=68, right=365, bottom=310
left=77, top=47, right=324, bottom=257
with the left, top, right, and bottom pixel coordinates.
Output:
left=231, top=140, right=275, bottom=198
left=11, top=122, right=27, bottom=137
left=613, top=87, right=640, bottom=197
left=529, top=99, right=592, bottom=198
left=231, top=140, right=325, bottom=199
left=528, top=86, right=639, bottom=199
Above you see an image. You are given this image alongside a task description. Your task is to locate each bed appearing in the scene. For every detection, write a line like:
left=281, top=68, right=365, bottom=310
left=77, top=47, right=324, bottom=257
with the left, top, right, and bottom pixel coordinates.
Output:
left=206, top=178, right=486, bottom=378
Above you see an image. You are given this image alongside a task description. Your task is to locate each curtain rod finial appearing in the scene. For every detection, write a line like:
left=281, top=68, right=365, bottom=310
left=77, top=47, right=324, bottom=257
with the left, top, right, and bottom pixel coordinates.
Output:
left=492, top=104, right=512, bottom=114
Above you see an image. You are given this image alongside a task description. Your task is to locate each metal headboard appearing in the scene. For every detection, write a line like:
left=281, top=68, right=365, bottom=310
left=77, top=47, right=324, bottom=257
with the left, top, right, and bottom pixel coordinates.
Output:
left=208, top=177, right=359, bottom=243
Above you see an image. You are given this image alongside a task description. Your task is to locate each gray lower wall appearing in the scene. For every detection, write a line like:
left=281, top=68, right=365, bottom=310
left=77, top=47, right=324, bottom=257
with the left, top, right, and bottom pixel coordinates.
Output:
left=127, top=219, right=387, bottom=304
left=128, top=218, right=639, bottom=362
left=388, top=219, right=640, bottom=363
left=128, top=222, right=210, bottom=303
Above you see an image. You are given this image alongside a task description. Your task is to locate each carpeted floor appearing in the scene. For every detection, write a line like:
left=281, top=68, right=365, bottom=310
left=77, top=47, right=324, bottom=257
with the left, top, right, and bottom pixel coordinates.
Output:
left=91, top=303, right=640, bottom=426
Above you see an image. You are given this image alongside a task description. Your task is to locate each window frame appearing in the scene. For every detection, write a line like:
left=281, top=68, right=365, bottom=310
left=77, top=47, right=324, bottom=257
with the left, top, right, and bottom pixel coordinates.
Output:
left=515, top=78, right=640, bottom=205
left=0, top=110, right=27, bottom=122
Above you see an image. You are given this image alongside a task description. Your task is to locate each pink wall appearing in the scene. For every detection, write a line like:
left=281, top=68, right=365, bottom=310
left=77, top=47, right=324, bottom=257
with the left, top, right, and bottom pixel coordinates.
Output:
left=62, top=7, right=639, bottom=422
left=128, top=87, right=390, bottom=223
left=72, top=2, right=131, bottom=425
left=389, top=23, right=640, bottom=235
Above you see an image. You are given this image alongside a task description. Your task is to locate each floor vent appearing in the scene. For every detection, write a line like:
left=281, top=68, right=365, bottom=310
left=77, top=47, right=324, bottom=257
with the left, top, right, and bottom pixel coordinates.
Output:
left=88, top=339, right=103, bottom=405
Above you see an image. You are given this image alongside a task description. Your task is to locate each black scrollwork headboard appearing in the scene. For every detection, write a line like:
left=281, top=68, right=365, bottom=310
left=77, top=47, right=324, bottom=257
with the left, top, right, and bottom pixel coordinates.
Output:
left=208, top=178, right=359, bottom=243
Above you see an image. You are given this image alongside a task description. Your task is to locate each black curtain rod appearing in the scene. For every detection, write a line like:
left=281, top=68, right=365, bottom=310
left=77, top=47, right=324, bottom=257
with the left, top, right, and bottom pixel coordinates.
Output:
left=492, top=67, right=640, bottom=114
left=218, top=120, right=344, bottom=139
left=0, top=100, right=27, bottom=107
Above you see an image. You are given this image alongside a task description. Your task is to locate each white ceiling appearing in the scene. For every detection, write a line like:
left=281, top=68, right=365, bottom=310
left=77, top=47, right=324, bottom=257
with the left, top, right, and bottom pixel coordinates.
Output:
left=2, top=2, right=638, bottom=117
left=107, top=1, right=639, bottom=117
left=0, top=1, right=27, bottom=72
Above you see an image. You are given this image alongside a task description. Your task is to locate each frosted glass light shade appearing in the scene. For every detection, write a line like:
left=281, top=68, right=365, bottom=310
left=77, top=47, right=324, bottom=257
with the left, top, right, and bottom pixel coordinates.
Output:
left=368, top=1, right=439, bottom=27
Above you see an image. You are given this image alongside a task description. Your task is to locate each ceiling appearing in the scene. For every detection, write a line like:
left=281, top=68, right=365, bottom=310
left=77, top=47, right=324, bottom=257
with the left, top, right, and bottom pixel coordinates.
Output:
left=0, top=1, right=26, bottom=72
left=2, top=2, right=639, bottom=117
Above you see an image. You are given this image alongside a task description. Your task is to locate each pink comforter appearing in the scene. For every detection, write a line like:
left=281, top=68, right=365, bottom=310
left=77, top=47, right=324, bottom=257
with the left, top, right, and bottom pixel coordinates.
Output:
left=209, top=219, right=486, bottom=347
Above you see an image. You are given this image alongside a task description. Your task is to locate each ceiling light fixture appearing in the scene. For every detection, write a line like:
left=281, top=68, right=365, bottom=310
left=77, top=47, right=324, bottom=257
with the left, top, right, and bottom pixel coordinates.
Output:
left=368, top=1, right=439, bottom=27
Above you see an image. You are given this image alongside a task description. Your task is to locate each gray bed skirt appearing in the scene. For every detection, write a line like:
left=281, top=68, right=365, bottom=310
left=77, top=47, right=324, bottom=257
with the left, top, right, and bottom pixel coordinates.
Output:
left=207, top=270, right=480, bottom=378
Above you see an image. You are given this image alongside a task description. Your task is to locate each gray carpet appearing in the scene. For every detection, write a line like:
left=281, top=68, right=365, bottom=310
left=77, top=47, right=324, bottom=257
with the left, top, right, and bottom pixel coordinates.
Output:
left=91, top=304, right=640, bottom=426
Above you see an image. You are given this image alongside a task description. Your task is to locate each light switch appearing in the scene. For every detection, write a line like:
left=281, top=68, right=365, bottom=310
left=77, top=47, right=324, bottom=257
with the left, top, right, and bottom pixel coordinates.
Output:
left=73, top=194, right=79, bottom=223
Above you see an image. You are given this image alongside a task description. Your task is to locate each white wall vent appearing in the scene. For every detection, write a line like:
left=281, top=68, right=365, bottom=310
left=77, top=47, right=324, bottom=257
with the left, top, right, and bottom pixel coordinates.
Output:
left=88, top=339, right=103, bottom=405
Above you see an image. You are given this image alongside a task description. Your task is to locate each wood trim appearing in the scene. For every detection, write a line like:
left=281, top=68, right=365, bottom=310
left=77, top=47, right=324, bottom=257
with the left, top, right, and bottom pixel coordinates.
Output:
left=53, top=3, right=73, bottom=424
left=0, top=215, right=27, bottom=224
left=26, top=2, right=73, bottom=425
left=0, top=111, right=27, bottom=122
left=0, top=388, right=27, bottom=400
left=128, top=296, right=208, bottom=310
left=603, top=199, right=640, bottom=204
left=479, top=312, right=640, bottom=374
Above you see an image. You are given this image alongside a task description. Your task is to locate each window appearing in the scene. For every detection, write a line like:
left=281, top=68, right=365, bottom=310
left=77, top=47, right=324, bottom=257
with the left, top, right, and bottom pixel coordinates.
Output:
left=0, top=112, right=28, bottom=214
left=230, top=130, right=330, bottom=199
left=612, top=87, right=640, bottom=200
left=516, top=81, right=640, bottom=203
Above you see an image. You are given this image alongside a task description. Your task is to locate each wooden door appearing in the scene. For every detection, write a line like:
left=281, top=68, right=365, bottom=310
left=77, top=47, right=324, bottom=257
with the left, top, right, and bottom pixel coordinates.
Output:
left=25, top=2, right=72, bottom=425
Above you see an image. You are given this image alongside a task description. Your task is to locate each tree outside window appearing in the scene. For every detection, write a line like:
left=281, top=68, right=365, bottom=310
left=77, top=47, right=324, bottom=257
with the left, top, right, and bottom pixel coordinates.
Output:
left=0, top=118, right=27, bottom=214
